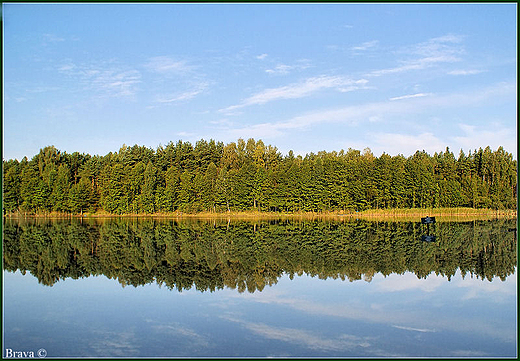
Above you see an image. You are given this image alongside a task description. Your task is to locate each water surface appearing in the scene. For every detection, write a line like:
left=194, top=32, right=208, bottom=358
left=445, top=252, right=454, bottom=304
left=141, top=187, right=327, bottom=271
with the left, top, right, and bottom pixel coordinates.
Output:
left=2, top=218, right=517, bottom=358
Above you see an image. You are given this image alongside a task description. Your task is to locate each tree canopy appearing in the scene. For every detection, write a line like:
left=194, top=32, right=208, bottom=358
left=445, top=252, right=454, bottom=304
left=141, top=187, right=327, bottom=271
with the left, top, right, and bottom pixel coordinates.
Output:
left=2, top=140, right=517, bottom=215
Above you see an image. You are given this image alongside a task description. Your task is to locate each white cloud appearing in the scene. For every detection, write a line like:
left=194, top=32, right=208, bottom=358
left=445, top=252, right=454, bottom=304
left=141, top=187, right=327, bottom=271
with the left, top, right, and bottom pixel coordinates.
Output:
left=42, top=33, right=65, bottom=43
left=448, top=69, right=485, bottom=75
left=144, top=56, right=195, bottom=75
left=265, top=64, right=293, bottom=75
left=144, top=56, right=209, bottom=105
left=90, top=69, right=141, bottom=97
left=370, top=132, right=446, bottom=157
left=256, top=53, right=268, bottom=60
left=209, top=118, right=234, bottom=127
left=265, top=59, right=311, bottom=75
left=367, top=34, right=464, bottom=77
left=156, top=90, right=203, bottom=103
left=220, top=76, right=368, bottom=113
left=351, top=40, right=379, bottom=52
left=216, top=82, right=515, bottom=154
left=57, top=61, right=141, bottom=98
left=389, top=93, right=432, bottom=101
left=155, top=82, right=209, bottom=104
left=451, top=123, right=517, bottom=158
left=26, top=86, right=61, bottom=93
left=58, top=63, right=76, bottom=72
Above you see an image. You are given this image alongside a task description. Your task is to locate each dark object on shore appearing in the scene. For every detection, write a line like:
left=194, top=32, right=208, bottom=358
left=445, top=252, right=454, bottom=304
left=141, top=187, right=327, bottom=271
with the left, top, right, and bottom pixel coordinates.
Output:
left=421, top=235, right=436, bottom=242
left=421, top=216, right=436, bottom=224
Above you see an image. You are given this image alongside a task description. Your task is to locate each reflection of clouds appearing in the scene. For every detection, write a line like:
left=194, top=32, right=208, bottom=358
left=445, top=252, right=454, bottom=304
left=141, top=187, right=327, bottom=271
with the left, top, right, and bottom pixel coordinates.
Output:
left=372, top=269, right=516, bottom=304
left=153, top=324, right=205, bottom=340
left=146, top=320, right=211, bottom=350
left=237, top=290, right=434, bottom=335
left=455, top=269, right=517, bottom=303
left=89, top=331, right=140, bottom=357
left=231, top=272, right=516, bottom=345
left=392, top=325, right=435, bottom=333
left=450, top=349, right=490, bottom=357
left=220, top=315, right=380, bottom=355
left=371, top=271, right=447, bottom=293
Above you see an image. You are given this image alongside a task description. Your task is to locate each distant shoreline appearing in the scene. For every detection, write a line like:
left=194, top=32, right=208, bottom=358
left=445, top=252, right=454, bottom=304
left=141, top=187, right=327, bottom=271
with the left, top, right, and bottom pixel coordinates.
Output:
left=4, top=207, right=517, bottom=221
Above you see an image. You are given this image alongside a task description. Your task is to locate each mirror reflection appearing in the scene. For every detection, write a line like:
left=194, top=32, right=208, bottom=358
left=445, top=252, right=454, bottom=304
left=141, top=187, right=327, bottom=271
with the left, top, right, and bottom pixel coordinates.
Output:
left=3, top=218, right=516, bottom=292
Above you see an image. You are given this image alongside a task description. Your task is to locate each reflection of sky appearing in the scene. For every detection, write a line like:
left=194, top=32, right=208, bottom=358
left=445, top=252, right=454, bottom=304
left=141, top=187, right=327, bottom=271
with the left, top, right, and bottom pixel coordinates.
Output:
left=2, top=268, right=516, bottom=358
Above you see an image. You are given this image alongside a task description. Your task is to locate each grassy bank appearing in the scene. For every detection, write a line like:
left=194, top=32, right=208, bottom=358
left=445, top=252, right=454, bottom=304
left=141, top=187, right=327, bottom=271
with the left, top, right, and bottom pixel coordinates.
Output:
left=4, top=207, right=517, bottom=221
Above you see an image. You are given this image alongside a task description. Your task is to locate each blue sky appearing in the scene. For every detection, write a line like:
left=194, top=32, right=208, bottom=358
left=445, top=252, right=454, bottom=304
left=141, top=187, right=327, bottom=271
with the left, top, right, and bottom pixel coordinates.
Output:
left=3, top=3, right=517, bottom=161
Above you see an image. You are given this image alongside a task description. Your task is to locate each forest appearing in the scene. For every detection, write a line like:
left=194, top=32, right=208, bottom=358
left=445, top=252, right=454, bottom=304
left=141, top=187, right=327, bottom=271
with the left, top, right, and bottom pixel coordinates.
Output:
left=2, top=139, right=517, bottom=215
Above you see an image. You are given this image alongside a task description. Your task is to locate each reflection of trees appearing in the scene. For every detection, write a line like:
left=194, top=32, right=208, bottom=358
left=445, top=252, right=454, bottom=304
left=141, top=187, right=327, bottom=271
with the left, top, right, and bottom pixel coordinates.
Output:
left=2, top=218, right=517, bottom=292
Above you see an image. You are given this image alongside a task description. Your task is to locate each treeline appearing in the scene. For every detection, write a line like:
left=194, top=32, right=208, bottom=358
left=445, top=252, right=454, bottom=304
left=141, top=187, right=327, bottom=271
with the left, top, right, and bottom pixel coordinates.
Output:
left=3, top=218, right=516, bottom=291
left=2, top=139, right=517, bottom=215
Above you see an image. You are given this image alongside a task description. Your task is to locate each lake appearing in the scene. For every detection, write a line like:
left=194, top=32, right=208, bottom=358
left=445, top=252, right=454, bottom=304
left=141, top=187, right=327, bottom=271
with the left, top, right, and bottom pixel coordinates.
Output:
left=2, top=217, right=517, bottom=358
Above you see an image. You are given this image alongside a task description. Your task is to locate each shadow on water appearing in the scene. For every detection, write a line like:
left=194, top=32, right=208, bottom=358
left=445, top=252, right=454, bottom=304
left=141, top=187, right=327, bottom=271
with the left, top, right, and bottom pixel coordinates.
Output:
left=2, top=217, right=517, bottom=293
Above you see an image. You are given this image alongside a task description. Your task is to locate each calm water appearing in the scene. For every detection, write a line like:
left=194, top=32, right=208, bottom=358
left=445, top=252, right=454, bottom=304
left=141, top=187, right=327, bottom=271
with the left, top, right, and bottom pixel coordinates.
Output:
left=2, top=217, right=517, bottom=358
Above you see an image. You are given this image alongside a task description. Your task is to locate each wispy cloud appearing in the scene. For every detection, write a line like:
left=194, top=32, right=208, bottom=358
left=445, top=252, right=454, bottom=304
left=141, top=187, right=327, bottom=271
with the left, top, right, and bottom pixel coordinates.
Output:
left=26, top=86, right=61, bottom=93
left=389, top=93, right=432, bottom=101
left=176, top=131, right=196, bottom=138
left=351, top=40, right=379, bottom=52
left=209, top=118, right=234, bottom=128
left=265, top=64, right=294, bottom=75
left=392, top=325, right=436, bottom=333
left=144, top=56, right=209, bottom=105
left=215, top=82, right=515, bottom=154
left=155, top=82, right=209, bottom=104
left=220, top=76, right=369, bottom=113
left=42, top=33, right=65, bottom=43
left=58, top=60, right=142, bottom=98
left=368, top=34, right=464, bottom=77
left=219, top=93, right=420, bottom=138
left=414, top=34, right=464, bottom=56
left=265, top=59, right=312, bottom=75
left=144, top=56, right=195, bottom=75
left=58, top=63, right=76, bottom=72
left=256, top=53, right=268, bottom=60
left=448, top=69, right=485, bottom=75
left=90, top=69, right=141, bottom=97
left=156, top=89, right=203, bottom=103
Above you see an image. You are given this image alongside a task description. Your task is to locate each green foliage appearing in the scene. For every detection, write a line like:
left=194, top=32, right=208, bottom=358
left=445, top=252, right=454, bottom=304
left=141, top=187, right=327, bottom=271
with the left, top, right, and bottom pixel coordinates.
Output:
left=2, top=141, right=517, bottom=214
